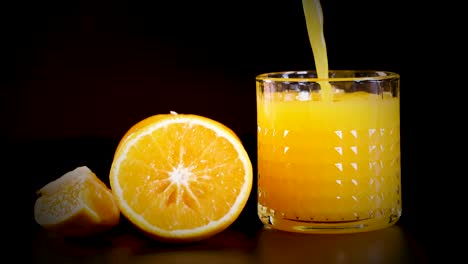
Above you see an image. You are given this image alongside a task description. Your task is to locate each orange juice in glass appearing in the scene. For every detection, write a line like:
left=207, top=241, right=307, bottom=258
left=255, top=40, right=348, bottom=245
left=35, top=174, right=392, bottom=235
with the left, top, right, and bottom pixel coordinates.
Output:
left=256, top=70, right=401, bottom=233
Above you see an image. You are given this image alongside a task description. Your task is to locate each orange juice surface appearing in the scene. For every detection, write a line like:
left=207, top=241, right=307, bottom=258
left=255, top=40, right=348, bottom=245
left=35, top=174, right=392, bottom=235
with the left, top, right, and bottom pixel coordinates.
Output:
left=257, top=91, right=401, bottom=223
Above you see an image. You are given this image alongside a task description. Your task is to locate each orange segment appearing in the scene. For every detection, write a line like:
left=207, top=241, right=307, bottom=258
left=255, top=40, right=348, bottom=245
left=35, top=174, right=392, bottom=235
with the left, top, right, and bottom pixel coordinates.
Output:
left=34, top=166, right=120, bottom=237
left=109, top=112, right=253, bottom=242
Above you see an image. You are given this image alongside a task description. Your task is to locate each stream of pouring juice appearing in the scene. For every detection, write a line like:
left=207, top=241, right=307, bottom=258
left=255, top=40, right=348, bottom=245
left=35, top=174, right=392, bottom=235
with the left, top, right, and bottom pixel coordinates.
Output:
left=302, top=0, right=332, bottom=101
left=256, top=0, right=401, bottom=233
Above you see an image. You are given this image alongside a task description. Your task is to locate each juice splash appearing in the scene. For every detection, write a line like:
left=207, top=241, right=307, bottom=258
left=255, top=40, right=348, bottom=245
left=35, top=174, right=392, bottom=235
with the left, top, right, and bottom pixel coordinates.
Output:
left=302, top=0, right=332, bottom=102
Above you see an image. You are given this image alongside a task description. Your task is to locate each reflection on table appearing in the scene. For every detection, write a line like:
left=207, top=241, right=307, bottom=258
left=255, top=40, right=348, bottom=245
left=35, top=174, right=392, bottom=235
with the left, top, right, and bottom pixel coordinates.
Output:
left=256, top=225, right=421, bottom=264
left=32, top=223, right=425, bottom=264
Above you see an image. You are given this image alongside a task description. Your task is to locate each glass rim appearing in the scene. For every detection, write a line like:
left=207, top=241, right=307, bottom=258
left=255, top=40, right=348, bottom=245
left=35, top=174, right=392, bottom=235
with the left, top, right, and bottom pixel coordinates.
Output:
left=256, top=70, right=400, bottom=82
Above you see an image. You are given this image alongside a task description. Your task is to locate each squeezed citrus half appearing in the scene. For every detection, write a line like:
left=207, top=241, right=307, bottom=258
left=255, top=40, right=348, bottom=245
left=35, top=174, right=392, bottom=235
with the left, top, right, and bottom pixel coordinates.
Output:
left=34, top=166, right=120, bottom=237
left=109, top=112, right=253, bottom=242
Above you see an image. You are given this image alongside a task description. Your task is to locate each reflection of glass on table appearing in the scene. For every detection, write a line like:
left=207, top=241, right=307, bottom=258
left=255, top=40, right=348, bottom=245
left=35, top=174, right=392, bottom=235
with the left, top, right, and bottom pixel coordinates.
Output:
left=257, top=225, right=418, bottom=264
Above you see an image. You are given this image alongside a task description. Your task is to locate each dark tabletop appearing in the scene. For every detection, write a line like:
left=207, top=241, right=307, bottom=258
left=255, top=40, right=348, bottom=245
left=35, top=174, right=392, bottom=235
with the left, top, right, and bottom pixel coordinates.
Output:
left=31, top=221, right=423, bottom=264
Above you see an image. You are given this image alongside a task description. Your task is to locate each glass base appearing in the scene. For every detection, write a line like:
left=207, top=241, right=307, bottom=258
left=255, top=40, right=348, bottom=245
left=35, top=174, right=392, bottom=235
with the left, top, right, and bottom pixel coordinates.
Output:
left=258, top=206, right=401, bottom=234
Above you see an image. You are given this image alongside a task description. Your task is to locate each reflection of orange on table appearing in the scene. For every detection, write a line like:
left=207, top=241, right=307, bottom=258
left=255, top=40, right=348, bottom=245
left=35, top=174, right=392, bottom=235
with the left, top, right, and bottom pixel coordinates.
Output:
left=257, top=91, right=401, bottom=223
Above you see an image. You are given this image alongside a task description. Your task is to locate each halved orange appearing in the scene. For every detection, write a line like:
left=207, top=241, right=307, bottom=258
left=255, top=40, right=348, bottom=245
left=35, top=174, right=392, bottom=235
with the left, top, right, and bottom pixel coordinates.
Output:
left=109, top=112, right=253, bottom=242
left=34, top=166, right=120, bottom=237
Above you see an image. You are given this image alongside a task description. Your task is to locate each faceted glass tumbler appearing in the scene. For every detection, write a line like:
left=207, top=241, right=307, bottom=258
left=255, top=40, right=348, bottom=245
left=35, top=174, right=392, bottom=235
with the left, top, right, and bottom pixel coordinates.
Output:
left=256, top=70, right=401, bottom=234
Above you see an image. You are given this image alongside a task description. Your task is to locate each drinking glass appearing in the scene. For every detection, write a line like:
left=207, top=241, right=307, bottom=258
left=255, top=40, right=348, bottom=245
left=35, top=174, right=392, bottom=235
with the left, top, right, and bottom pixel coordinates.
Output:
left=256, top=70, right=401, bottom=233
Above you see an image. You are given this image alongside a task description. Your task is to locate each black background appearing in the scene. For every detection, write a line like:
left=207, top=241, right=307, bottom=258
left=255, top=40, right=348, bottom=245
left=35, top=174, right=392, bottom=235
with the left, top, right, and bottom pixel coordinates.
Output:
left=10, top=0, right=459, bottom=261
left=14, top=0, right=404, bottom=141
